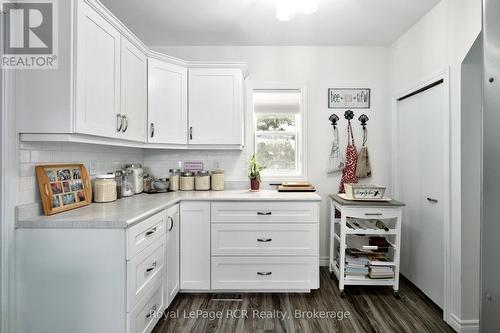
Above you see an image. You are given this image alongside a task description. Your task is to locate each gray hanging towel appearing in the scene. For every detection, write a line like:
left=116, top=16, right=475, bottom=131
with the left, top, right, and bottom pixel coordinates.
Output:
left=327, top=125, right=344, bottom=174
left=356, top=127, right=372, bottom=178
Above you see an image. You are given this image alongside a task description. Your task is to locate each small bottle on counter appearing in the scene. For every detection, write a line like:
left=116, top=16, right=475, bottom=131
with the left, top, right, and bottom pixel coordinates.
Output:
left=169, top=169, right=181, bottom=191
left=114, top=170, right=124, bottom=199
left=94, top=174, right=117, bottom=203
left=143, top=173, right=153, bottom=193
left=211, top=169, right=225, bottom=191
left=195, top=170, right=211, bottom=191
left=180, top=171, right=195, bottom=191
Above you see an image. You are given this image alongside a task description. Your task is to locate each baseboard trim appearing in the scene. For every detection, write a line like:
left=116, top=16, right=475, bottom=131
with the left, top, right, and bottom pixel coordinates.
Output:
left=320, top=257, right=329, bottom=267
left=448, top=313, right=479, bottom=333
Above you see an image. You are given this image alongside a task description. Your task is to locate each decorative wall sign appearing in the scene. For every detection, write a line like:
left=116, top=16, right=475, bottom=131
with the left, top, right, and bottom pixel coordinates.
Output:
left=36, top=164, right=92, bottom=216
left=328, top=88, right=371, bottom=109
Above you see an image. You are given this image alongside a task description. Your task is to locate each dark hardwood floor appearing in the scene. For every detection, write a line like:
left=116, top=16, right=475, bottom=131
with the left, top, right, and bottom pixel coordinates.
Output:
left=152, top=268, right=453, bottom=333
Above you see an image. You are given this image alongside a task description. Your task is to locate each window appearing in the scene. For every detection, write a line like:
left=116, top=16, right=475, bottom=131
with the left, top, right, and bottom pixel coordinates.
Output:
left=253, top=88, right=305, bottom=179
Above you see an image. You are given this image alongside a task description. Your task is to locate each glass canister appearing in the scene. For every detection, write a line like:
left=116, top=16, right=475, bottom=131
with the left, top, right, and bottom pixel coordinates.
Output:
left=211, top=169, right=225, bottom=191
left=143, top=173, right=153, bottom=192
left=180, top=171, right=195, bottom=191
left=195, top=171, right=211, bottom=191
left=169, top=169, right=181, bottom=191
left=125, top=164, right=144, bottom=194
left=114, top=170, right=124, bottom=199
left=121, top=169, right=134, bottom=197
left=94, top=174, right=117, bottom=203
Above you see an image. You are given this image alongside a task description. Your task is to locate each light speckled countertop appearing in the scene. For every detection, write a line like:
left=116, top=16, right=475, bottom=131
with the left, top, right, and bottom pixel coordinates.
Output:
left=16, top=190, right=322, bottom=229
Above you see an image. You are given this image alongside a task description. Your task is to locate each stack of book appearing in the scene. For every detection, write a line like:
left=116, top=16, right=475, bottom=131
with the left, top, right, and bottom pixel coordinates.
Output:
left=369, top=266, right=395, bottom=279
left=338, top=251, right=369, bottom=277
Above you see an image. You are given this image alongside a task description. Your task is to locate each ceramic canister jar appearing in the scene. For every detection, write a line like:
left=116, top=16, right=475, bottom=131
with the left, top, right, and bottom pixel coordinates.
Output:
left=211, top=169, right=225, bottom=191
left=195, top=170, right=211, bottom=191
left=180, top=171, right=195, bottom=191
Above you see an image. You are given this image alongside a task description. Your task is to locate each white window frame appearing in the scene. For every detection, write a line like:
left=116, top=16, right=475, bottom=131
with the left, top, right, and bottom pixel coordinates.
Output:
left=250, top=84, right=307, bottom=182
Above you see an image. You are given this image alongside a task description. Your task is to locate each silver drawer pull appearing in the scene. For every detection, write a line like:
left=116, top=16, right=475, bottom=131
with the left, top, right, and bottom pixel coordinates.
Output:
left=365, top=213, right=383, bottom=216
left=257, top=211, right=272, bottom=216
left=146, top=261, right=157, bottom=273
left=427, top=197, right=439, bottom=203
left=257, top=272, right=272, bottom=276
left=145, top=304, right=157, bottom=319
left=145, top=227, right=157, bottom=236
left=257, top=238, right=272, bottom=242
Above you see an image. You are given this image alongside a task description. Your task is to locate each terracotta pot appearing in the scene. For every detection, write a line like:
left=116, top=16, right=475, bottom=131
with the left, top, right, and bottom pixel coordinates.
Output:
left=250, top=179, right=260, bottom=191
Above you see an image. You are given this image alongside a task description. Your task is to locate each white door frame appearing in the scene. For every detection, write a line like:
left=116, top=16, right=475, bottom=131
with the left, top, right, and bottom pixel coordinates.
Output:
left=391, top=68, right=451, bottom=321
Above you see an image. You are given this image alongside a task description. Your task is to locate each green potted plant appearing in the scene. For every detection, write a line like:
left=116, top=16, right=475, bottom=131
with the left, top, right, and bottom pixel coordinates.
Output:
left=248, top=154, right=265, bottom=191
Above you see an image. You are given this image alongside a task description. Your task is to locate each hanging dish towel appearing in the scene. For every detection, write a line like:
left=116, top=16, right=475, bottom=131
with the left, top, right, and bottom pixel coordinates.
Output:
left=339, top=122, right=358, bottom=193
left=356, top=127, right=372, bottom=178
left=327, top=125, right=344, bottom=174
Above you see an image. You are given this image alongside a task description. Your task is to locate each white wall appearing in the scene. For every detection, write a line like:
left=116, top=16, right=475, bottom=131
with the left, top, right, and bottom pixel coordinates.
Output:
left=148, top=45, right=392, bottom=263
left=389, top=0, right=481, bottom=329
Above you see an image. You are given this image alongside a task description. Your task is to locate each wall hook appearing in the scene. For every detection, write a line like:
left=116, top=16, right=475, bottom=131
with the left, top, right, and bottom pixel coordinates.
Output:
left=359, top=114, right=369, bottom=129
left=328, top=114, right=339, bottom=128
left=344, top=110, right=354, bottom=121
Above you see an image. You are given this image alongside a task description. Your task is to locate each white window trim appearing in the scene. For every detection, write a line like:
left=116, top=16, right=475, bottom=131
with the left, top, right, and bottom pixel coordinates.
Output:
left=250, top=83, right=308, bottom=182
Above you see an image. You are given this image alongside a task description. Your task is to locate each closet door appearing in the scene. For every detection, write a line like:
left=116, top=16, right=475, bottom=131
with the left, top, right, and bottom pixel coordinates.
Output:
left=397, top=82, right=445, bottom=308
left=75, top=0, right=121, bottom=138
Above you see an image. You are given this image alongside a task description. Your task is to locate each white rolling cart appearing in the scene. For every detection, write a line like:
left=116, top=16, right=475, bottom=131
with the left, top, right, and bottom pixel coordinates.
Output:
left=328, top=194, right=405, bottom=298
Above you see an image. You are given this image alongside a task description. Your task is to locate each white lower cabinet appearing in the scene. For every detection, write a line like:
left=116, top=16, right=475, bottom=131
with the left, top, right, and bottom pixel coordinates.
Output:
left=180, top=202, right=211, bottom=290
left=127, top=278, right=165, bottom=333
left=165, top=204, right=180, bottom=307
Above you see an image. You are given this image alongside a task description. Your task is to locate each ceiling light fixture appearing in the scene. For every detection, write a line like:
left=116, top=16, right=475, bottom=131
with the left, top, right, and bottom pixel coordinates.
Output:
left=276, top=0, right=319, bottom=22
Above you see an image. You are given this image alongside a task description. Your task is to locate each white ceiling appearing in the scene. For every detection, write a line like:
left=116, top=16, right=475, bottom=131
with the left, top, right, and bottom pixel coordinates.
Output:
left=100, top=0, right=440, bottom=46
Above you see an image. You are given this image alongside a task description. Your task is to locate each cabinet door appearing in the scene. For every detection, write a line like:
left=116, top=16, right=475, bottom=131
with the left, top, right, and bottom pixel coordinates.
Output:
left=180, top=202, right=210, bottom=290
left=75, top=1, right=121, bottom=138
left=165, top=204, right=180, bottom=307
left=147, top=59, right=188, bottom=144
left=188, top=68, right=244, bottom=145
left=120, top=37, right=147, bottom=142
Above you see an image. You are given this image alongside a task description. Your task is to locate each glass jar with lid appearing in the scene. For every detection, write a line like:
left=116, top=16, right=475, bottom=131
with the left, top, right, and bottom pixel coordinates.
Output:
left=121, top=169, right=134, bottom=197
left=114, top=170, right=124, bottom=199
left=94, top=174, right=117, bottom=203
left=125, top=164, right=143, bottom=194
left=180, top=171, right=195, bottom=191
left=195, top=170, right=211, bottom=191
left=211, top=169, right=225, bottom=191
left=169, top=169, right=181, bottom=191
left=143, top=173, right=153, bottom=192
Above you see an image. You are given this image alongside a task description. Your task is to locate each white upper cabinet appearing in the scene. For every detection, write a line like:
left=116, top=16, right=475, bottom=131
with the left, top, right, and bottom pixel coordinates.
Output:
left=75, top=0, right=121, bottom=138
left=120, top=37, right=147, bottom=142
left=188, top=68, right=244, bottom=146
left=147, top=59, right=188, bottom=144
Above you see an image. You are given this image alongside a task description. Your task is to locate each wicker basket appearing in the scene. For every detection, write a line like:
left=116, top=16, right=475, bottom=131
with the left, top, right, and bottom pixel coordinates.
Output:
left=344, top=184, right=386, bottom=200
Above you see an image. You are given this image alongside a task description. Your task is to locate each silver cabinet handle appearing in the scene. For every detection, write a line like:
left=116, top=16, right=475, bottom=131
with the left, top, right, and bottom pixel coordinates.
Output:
left=116, top=114, right=123, bottom=132
left=150, top=123, right=155, bottom=138
left=121, top=115, right=128, bottom=133
left=145, top=227, right=157, bottom=237
left=189, top=126, right=193, bottom=140
left=167, top=216, right=174, bottom=231
left=145, top=304, right=157, bottom=319
left=427, top=198, right=439, bottom=203
left=146, top=261, right=157, bottom=273
left=257, top=238, right=272, bottom=242
left=257, top=211, right=272, bottom=216
left=257, top=272, right=272, bottom=276
left=365, top=213, right=383, bottom=216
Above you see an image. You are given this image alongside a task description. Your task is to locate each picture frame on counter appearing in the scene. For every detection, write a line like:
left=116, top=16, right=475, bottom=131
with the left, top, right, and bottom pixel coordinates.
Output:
left=35, top=164, right=92, bottom=216
left=328, top=88, right=371, bottom=109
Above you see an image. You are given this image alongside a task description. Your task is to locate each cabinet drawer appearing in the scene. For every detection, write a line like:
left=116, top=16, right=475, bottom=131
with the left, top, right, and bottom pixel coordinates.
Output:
left=127, top=277, right=165, bottom=333
left=211, top=202, right=319, bottom=223
left=211, top=224, right=318, bottom=256
left=211, top=257, right=319, bottom=290
left=341, top=207, right=401, bottom=220
left=127, top=211, right=167, bottom=259
left=127, top=238, right=166, bottom=312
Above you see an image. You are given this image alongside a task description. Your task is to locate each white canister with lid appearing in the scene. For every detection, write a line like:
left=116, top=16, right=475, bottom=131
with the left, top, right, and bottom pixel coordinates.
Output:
left=211, top=169, right=225, bottom=191
left=94, top=174, right=117, bottom=203
left=195, top=171, right=211, bottom=191
left=126, top=164, right=143, bottom=194
left=180, top=172, right=195, bottom=191
left=169, top=168, right=181, bottom=191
